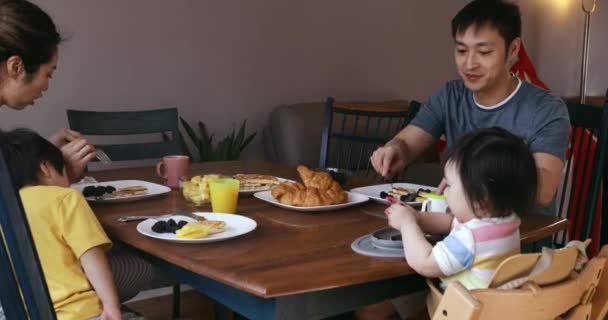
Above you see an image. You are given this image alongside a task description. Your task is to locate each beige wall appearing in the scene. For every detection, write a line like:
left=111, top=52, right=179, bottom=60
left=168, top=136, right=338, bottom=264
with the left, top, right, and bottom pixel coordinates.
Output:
left=0, top=0, right=466, bottom=161
left=518, top=0, right=607, bottom=97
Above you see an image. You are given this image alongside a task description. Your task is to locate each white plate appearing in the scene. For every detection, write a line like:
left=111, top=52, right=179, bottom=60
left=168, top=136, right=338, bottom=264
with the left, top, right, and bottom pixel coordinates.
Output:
left=350, top=183, right=436, bottom=205
left=237, top=177, right=290, bottom=195
left=136, top=213, right=257, bottom=243
left=71, top=180, right=171, bottom=203
left=253, top=191, right=369, bottom=212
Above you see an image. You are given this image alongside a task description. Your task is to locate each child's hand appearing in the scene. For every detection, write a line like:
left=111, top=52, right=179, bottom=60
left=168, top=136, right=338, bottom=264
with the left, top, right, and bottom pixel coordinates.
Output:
left=385, top=203, right=418, bottom=230
left=101, top=304, right=123, bottom=320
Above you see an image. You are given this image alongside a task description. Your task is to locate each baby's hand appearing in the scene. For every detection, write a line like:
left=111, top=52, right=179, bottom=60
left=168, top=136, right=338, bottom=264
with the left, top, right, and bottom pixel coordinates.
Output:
left=385, top=203, right=418, bottom=230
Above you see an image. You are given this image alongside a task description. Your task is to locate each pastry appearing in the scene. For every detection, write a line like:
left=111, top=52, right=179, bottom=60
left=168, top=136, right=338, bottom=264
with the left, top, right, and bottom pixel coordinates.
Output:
left=233, top=174, right=279, bottom=190
left=113, top=186, right=148, bottom=196
left=197, top=219, right=226, bottom=234
left=271, top=166, right=347, bottom=207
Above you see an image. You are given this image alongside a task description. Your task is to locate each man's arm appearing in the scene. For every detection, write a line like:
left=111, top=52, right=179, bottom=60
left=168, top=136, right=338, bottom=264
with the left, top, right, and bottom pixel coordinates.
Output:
left=534, top=153, right=564, bottom=207
left=371, top=125, right=437, bottom=178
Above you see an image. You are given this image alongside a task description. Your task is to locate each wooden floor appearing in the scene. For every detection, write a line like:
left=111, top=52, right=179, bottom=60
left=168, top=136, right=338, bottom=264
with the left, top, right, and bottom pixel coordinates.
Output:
left=125, top=290, right=224, bottom=320
left=125, top=291, right=430, bottom=320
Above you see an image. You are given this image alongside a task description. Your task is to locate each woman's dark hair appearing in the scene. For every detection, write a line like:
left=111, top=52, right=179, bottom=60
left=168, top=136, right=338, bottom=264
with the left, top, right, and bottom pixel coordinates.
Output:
left=0, top=0, right=62, bottom=74
left=445, top=127, right=537, bottom=217
left=0, top=128, right=65, bottom=190
left=451, top=0, right=521, bottom=50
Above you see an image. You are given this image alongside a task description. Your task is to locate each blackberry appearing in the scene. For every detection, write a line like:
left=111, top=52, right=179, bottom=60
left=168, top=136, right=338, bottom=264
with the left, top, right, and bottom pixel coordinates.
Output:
left=152, top=219, right=188, bottom=234
left=404, top=193, right=417, bottom=202
left=82, top=186, right=96, bottom=197
left=151, top=221, right=168, bottom=233
left=379, top=191, right=389, bottom=199
left=105, top=186, right=116, bottom=194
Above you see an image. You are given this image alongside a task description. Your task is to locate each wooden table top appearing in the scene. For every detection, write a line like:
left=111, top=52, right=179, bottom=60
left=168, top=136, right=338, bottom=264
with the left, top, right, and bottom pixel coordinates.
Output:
left=90, top=160, right=567, bottom=298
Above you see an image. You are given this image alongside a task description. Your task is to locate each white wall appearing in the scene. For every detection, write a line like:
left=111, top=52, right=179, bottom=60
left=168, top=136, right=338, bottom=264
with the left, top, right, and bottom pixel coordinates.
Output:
left=0, top=1, right=466, bottom=161
left=518, top=0, right=607, bottom=97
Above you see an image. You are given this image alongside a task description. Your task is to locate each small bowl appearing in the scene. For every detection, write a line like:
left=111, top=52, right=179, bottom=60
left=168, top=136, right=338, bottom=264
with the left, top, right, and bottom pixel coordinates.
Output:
left=179, top=175, right=210, bottom=207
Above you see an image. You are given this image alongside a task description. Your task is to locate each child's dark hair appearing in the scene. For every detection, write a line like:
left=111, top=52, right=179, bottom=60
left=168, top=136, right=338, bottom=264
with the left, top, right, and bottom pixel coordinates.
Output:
left=0, top=128, right=65, bottom=190
left=452, top=0, right=521, bottom=50
left=445, top=127, right=537, bottom=217
left=0, top=0, right=63, bottom=75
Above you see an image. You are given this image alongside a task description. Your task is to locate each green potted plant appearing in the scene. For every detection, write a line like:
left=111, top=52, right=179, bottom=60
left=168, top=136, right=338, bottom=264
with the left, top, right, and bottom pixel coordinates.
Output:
left=179, top=117, right=257, bottom=161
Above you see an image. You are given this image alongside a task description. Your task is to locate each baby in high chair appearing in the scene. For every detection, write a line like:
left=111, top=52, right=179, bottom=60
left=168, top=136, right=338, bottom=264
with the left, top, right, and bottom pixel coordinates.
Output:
left=386, top=127, right=538, bottom=289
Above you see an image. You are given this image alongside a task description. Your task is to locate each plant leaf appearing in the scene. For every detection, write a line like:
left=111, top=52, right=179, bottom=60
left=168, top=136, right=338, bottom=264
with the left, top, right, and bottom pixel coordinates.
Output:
left=198, top=121, right=214, bottom=162
left=179, top=117, right=200, bottom=156
left=177, top=131, right=192, bottom=159
left=240, top=132, right=257, bottom=152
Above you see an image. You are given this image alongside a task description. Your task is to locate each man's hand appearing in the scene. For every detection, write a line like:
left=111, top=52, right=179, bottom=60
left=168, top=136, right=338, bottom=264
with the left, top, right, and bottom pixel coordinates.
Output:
left=371, top=143, right=407, bottom=178
left=370, top=125, right=436, bottom=179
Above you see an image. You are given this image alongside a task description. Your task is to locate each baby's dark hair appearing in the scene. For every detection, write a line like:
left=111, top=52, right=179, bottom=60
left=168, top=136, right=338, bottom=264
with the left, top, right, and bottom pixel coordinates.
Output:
left=0, top=128, right=64, bottom=190
left=445, top=127, right=537, bottom=217
left=452, top=0, right=521, bottom=52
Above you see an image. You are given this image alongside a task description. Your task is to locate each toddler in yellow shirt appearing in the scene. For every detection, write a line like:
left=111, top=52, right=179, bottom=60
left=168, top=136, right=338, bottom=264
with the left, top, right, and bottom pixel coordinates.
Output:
left=0, top=128, right=122, bottom=320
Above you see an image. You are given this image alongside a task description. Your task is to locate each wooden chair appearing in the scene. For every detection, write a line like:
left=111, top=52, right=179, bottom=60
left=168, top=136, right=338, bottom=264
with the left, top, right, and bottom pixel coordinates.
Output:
left=319, top=97, right=421, bottom=177
left=66, top=108, right=182, bottom=162
left=0, top=150, right=56, bottom=319
left=427, top=241, right=608, bottom=320
left=555, top=102, right=608, bottom=254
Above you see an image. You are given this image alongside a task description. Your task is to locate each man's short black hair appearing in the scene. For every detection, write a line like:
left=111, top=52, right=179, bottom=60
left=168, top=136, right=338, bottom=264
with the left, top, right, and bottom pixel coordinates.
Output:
left=445, top=127, right=537, bottom=217
left=0, top=128, right=65, bottom=190
left=452, top=0, right=521, bottom=47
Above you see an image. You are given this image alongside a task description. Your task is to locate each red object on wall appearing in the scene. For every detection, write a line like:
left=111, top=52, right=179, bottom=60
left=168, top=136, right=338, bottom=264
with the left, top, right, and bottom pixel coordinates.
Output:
left=511, top=44, right=550, bottom=91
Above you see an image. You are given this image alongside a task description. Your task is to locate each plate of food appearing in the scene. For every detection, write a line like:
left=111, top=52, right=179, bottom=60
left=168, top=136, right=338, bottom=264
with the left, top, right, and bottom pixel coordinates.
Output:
left=136, top=213, right=257, bottom=243
left=72, top=180, right=171, bottom=203
left=254, top=190, right=369, bottom=212
left=350, top=183, right=437, bottom=205
left=252, top=165, right=369, bottom=212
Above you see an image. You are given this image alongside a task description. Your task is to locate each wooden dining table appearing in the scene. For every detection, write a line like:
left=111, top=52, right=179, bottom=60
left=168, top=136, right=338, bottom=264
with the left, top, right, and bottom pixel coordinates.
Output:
left=90, top=160, right=568, bottom=320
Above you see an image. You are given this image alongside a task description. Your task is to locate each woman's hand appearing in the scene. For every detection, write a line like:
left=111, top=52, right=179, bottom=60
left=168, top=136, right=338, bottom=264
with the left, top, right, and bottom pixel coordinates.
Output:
left=61, top=138, right=96, bottom=182
left=48, top=128, right=83, bottom=147
left=48, top=128, right=96, bottom=182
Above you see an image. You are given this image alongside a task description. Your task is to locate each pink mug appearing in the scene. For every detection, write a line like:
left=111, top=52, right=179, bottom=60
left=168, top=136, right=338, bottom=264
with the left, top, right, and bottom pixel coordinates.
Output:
left=156, top=155, right=190, bottom=188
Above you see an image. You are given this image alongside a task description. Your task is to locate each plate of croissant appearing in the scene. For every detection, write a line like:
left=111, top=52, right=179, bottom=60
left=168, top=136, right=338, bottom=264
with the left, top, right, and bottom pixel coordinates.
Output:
left=254, top=165, right=369, bottom=212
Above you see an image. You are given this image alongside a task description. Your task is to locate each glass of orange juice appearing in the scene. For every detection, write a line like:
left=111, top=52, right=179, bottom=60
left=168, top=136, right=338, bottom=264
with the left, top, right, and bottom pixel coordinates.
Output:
left=208, top=178, right=240, bottom=213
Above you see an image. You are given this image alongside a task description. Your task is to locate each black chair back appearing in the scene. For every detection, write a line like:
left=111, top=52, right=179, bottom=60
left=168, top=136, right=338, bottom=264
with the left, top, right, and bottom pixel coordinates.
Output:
left=0, top=150, right=56, bottom=319
left=319, top=97, right=420, bottom=177
left=66, top=108, right=182, bottom=162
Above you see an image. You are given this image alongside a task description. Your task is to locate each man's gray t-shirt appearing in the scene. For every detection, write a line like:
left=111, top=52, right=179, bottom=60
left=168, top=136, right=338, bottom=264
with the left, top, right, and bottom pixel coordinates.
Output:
left=410, top=79, right=570, bottom=216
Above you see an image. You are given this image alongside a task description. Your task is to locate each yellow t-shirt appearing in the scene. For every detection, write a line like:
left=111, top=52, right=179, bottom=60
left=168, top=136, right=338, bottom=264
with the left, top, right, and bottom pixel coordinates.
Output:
left=20, top=186, right=112, bottom=320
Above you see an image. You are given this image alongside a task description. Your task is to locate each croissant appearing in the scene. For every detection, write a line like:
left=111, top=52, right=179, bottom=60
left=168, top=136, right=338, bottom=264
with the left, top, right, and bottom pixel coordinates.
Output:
left=297, top=165, right=342, bottom=192
left=271, top=181, right=346, bottom=206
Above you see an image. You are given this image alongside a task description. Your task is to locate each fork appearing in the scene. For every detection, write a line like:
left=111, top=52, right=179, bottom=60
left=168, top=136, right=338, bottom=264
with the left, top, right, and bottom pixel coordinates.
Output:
left=95, top=148, right=112, bottom=164
left=117, top=212, right=201, bottom=223
left=117, top=214, right=173, bottom=223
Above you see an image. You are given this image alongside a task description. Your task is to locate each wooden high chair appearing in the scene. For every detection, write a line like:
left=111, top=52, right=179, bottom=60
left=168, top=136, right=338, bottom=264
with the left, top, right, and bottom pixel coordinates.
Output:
left=427, top=240, right=608, bottom=320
